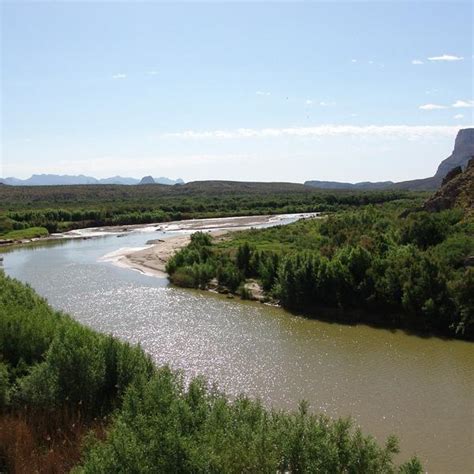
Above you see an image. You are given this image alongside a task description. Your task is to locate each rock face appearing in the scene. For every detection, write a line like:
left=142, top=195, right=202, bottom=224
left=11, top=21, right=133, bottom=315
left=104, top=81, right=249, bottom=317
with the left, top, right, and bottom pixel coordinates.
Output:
left=424, top=157, right=474, bottom=213
left=435, top=128, right=474, bottom=179
left=139, top=176, right=156, bottom=185
left=442, top=166, right=462, bottom=186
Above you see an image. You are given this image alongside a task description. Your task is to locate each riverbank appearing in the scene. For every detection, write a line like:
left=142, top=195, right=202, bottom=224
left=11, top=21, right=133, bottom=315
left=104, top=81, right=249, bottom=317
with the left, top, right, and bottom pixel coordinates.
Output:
left=0, top=213, right=319, bottom=251
left=99, top=213, right=318, bottom=277
left=100, top=234, right=198, bottom=277
left=163, top=206, right=474, bottom=341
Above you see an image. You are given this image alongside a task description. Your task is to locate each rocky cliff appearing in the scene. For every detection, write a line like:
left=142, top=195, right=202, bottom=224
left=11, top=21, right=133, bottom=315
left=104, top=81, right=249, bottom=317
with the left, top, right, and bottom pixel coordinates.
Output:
left=435, top=128, right=474, bottom=179
left=424, top=157, right=474, bottom=213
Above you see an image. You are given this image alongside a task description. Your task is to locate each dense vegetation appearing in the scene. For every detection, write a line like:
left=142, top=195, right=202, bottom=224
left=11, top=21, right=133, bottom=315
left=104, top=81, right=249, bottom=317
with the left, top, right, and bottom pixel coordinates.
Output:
left=0, top=273, right=422, bottom=472
left=0, top=182, right=423, bottom=237
left=166, top=204, right=474, bottom=339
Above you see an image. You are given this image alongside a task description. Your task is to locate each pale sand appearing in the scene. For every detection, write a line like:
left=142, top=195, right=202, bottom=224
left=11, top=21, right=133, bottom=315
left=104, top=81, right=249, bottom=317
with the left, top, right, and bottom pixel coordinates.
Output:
left=99, top=213, right=320, bottom=278
left=121, top=231, right=227, bottom=277
left=87, top=213, right=311, bottom=235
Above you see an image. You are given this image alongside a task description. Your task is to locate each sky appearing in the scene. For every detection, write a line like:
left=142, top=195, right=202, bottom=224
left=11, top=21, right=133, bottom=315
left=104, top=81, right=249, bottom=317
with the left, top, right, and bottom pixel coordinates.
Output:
left=1, top=1, right=473, bottom=183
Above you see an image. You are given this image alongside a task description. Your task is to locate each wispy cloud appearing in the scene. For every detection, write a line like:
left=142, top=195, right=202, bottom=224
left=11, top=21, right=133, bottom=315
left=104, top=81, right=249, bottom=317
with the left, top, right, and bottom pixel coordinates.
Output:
left=256, top=91, right=271, bottom=96
left=147, top=70, right=159, bottom=76
left=163, top=125, right=460, bottom=140
left=419, top=103, right=447, bottom=110
left=305, top=99, right=314, bottom=105
left=420, top=99, right=473, bottom=110
left=112, top=73, right=127, bottom=80
left=351, top=59, right=357, bottom=63
left=453, top=114, right=464, bottom=119
left=411, top=59, right=424, bottom=65
left=452, top=99, right=474, bottom=108
left=427, top=54, right=464, bottom=62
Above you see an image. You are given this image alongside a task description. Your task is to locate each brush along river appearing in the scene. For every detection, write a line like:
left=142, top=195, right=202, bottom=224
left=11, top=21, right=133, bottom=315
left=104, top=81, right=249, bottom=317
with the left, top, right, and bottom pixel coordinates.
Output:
left=1, top=213, right=473, bottom=472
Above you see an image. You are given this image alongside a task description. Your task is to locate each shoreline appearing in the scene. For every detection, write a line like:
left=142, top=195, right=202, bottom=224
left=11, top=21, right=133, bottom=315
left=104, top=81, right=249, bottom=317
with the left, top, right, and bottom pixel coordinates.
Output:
left=101, top=231, right=227, bottom=278
left=100, top=213, right=319, bottom=278
left=100, top=234, right=196, bottom=277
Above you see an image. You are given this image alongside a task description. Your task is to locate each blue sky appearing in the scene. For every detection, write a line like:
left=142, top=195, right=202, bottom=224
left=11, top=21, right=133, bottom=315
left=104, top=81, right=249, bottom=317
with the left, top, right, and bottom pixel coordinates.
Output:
left=1, top=1, right=473, bottom=182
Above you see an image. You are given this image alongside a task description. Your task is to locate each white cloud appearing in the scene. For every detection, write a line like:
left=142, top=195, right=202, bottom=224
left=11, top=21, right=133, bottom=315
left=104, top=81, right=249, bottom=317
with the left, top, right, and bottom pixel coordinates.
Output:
left=427, top=54, right=464, bottom=62
left=420, top=100, right=473, bottom=110
left=147, top=71, right=159, bottom=76
left=452, top=99, right=474, bottom=108
left=351, top=59, right=357, bottom=63
left=163, top=125, right=460, bottom=140
left=419, top=103, right=447, bottom=110
left=256, top=91, right=271, bottom=96
left=453, top=114, right=464, bottom=119
left=112, top=73, right=126, bottom=79
left=411, top=59, right=424, bottom=65
left=305, top=99, right=314, bottom=105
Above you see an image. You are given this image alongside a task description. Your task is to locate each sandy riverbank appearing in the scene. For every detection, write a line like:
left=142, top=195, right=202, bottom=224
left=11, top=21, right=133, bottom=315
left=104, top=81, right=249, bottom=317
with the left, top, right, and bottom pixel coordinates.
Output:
left=99, top=213, right=319, bottom=277
left=101, top=231, right=227, bottom=277
left=88, top=213, right=310, bottom=235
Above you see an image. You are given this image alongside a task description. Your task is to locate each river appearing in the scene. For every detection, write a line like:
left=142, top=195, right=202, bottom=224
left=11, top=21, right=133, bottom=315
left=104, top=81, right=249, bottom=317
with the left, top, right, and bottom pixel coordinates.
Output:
left=1, top=215, right=473, bottom=473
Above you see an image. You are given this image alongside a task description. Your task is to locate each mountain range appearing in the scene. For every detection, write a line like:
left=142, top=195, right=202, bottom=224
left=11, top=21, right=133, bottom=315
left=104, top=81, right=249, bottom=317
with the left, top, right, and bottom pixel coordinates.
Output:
left=2, top=129, right=472, bottom=190
left=0, top=175, right=185, bottom=186
left=305, top=128, right=474, bottom=191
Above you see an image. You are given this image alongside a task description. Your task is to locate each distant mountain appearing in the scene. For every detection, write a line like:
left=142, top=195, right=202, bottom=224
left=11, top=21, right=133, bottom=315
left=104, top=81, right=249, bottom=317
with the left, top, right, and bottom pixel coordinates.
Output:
left=98, top=176, right=139, bottom=185
left=155, top=176, right=185, bottom=185
left=0, top=174, right=185, bottom=186
left=305, top=128, right=474, bottom=192
left=139, top=176, right=156, bottom=185
left=2, top=174, right=98, bottom=186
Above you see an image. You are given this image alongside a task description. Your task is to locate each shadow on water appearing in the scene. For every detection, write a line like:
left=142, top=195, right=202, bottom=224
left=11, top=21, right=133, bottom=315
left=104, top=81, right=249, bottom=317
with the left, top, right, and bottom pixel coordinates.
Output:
left=179, top=285, right=470, bottom=342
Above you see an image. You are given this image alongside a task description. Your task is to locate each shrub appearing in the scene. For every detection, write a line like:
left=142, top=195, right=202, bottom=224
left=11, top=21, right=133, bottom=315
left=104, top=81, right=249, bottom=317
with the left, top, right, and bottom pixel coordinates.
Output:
left=0, top=362, right=10, bottom=408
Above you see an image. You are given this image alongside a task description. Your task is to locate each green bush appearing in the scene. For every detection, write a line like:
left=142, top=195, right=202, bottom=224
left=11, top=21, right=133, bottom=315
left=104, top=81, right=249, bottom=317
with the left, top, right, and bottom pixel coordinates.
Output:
left=76, top=369, right=421, bottom=474
left=0, top=362, right=10, bottom=408
left=0, top=274, right=154, bottom=414
left=0, top=226, right=49, bottom=240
